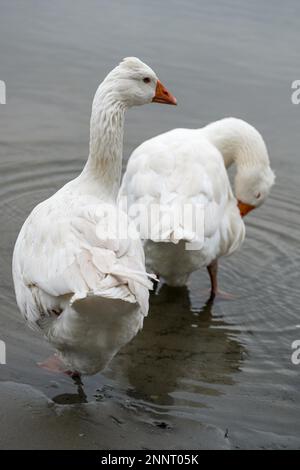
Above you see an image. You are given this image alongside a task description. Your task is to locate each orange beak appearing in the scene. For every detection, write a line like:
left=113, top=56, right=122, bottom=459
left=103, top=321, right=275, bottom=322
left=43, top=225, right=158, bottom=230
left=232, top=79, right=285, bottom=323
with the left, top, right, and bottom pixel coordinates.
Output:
left=152, top=80, right=177, bottom=105
left=238, top=200, right=256, bottom=217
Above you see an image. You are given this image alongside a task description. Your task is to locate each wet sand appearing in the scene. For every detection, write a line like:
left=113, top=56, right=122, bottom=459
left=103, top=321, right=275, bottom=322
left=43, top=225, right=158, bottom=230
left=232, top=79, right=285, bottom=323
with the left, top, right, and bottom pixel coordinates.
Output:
left=0, top=381, right=230, bottom=450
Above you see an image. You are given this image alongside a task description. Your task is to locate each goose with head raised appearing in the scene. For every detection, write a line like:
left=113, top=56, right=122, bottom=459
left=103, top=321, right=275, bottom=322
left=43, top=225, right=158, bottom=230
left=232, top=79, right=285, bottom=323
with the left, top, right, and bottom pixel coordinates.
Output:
left=119, top=117, right=275, bottom=300
left=12, top=57, right=177, bottom=376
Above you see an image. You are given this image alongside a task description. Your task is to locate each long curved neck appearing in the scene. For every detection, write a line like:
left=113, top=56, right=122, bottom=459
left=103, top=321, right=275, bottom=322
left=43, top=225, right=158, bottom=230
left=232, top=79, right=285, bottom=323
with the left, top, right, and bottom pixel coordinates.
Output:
left=202, top=117, right=270, bottom=170
left=82, top=85, right=127, bottom=202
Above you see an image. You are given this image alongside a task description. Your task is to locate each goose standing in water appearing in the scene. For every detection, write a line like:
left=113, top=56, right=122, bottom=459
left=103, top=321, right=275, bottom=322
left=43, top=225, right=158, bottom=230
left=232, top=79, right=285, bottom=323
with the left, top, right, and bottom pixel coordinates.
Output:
left=12, top=57, right=177, bottom=376
left=119, top=118, right=275, bottom=300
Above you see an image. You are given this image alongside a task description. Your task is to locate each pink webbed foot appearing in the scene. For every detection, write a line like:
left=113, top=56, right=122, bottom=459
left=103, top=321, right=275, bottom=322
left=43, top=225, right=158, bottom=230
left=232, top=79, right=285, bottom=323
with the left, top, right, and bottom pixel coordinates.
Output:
left=38, top=355, right=80, bottom=378
left=209, top=289, right=236, bottom=302
left=200, top=288, right=236, bottom=303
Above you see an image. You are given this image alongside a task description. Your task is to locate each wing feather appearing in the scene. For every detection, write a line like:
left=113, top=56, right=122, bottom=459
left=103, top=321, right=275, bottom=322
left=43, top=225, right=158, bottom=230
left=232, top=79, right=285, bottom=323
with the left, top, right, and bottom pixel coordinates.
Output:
left=13, top=193, right=151, bottom=328
left=119, top=135, right=234, bottom=245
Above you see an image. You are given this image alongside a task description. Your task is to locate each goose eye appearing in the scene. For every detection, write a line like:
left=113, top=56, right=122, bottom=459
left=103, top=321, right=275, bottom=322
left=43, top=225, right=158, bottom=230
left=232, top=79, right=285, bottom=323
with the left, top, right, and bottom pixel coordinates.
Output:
left=256, top=192, right=261, bottom=199
left=143, top=77, right=151, bottom=84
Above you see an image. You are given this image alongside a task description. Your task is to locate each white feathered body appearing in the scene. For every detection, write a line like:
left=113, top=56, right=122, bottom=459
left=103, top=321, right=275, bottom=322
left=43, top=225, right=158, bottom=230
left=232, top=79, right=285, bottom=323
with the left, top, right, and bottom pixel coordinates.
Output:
left=119, top=126, right=246, bottom=286
left=13, top=177, right=151, bottom=375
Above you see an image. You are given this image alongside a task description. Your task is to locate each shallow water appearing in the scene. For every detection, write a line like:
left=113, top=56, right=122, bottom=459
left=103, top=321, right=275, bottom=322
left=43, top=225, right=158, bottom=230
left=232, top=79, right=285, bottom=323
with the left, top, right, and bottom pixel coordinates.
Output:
left=0, top=0, right=300, bottom=449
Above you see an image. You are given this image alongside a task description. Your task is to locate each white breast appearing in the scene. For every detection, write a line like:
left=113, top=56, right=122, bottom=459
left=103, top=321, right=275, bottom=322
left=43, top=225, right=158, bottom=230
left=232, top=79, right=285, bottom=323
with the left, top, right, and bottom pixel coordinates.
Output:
left=12, top=183, right=152, bottom=374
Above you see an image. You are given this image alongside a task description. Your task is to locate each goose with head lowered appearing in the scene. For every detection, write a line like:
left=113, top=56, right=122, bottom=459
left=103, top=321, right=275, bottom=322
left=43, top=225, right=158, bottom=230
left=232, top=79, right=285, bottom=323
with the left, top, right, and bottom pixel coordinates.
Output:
left=12, top=57, right=177, bottom=376
left=119, top=117, right=275, bottom=300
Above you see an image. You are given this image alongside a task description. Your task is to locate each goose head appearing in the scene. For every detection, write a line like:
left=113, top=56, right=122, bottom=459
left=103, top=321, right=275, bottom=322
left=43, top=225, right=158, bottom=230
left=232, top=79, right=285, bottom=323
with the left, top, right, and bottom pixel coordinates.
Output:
left=101, top=57, right=177, bottom=107
left=235, top=165, right=275, bottom=217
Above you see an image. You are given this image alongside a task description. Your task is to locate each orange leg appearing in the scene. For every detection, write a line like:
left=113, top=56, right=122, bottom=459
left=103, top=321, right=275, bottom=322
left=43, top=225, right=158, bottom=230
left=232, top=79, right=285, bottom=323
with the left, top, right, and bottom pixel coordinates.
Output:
left=206, top=259, right=235, bottom=301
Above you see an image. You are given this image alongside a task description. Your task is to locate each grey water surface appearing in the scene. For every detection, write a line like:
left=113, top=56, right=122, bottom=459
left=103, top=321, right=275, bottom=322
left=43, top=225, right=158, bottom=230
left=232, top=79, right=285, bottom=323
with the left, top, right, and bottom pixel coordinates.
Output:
left=0, top=0, right=300, bottom=449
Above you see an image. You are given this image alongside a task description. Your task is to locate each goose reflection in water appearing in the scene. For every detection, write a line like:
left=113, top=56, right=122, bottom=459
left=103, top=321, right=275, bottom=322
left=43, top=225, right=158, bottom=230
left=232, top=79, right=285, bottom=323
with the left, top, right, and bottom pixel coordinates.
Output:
left=108, top=285, right=246, bottom=407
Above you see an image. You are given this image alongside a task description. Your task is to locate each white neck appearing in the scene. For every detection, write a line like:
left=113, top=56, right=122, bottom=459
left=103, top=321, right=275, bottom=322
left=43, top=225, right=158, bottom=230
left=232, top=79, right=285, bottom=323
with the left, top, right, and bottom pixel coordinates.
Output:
left=202, top=117, right=270, bottom=170
left=81, top=84, right=127, bottom=202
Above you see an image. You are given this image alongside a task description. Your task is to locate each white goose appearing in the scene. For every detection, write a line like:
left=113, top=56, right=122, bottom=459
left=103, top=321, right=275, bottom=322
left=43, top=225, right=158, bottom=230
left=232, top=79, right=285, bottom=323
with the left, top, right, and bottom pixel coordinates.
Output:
left=119, top=118, right=275, bottom=299
left=12, top=57, right=177, bottom=376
